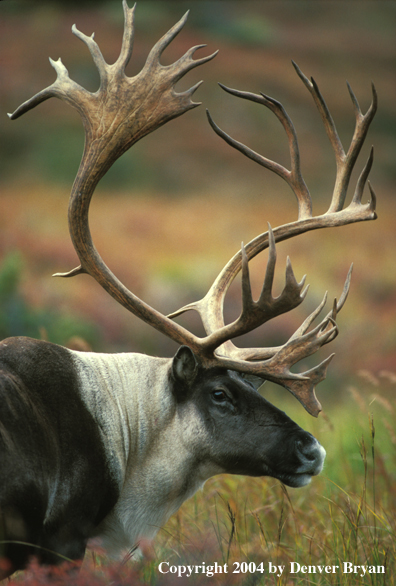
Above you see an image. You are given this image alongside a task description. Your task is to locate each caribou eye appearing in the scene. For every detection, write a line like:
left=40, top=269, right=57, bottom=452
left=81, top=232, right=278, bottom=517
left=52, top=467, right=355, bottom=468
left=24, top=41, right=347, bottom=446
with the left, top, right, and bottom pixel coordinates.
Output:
left=212, top=389, right=228, bottom=403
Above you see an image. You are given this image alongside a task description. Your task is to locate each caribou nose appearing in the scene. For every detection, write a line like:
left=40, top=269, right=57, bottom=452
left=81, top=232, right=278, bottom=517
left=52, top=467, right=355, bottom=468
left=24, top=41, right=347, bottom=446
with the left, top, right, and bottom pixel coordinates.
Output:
left=295, top=434, right=326, bottom=475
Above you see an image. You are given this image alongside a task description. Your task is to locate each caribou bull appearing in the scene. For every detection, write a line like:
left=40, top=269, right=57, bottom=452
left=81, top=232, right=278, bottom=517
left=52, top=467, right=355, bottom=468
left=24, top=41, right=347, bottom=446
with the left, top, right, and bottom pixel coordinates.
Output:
left=0, top=1, right=377, bottom=578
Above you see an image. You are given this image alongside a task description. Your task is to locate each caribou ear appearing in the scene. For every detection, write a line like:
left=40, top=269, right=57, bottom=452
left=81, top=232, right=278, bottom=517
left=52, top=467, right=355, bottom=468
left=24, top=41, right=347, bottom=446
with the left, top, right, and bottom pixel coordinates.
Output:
left=172, top=346, right=199, bottom=385
left=242, top=373, right=266, bottom=391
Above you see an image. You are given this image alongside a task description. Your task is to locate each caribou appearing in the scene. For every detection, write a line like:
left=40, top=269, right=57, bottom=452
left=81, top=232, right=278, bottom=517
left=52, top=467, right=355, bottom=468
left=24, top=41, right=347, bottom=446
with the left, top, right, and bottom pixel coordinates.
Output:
left=0, top=1, right=377, bottom=578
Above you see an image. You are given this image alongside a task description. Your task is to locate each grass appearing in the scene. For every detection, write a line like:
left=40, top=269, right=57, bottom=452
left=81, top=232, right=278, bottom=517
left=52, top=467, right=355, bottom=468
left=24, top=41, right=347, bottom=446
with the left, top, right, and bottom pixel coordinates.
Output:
left=4, top=371, right=395, bottom=585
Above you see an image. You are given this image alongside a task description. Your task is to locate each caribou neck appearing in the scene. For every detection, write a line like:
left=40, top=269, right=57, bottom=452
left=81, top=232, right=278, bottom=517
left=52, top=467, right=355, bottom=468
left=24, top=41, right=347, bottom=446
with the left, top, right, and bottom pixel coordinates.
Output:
left=71, top=349, right=220, bottom=553
left=70, top=352, right=171, bottom=481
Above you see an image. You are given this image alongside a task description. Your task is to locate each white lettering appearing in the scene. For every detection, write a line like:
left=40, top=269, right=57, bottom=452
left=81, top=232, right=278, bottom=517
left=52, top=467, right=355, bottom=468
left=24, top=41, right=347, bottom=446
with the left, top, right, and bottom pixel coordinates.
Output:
left=158, top=562, right=169, bottom=574
left=268, top=561, right=284, bottom=576
left=342, top=562, right=383, bottom=576
left=178, top=565, right=186, bottom=577
left=290, top=562, right=300, bottom=573
left=158, top=561, right=230, bottom=577
left=289, top=562, right=339, bottom=574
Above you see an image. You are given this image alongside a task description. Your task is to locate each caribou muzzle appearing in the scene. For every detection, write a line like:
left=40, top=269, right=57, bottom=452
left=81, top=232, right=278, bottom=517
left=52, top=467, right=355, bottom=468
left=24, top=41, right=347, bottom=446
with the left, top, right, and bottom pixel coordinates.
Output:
left=276, top=431, right=326, bottom=488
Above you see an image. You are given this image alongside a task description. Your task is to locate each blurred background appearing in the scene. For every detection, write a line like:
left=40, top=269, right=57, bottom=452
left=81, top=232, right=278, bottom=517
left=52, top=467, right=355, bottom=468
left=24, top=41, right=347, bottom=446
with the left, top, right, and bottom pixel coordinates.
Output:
left=0, top=0, right=395, bottom=418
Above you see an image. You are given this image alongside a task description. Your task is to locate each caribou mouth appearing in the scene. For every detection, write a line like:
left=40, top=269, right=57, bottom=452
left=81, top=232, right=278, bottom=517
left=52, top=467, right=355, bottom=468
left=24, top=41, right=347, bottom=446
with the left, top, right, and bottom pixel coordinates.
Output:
left=274, top=472, right=314, bottom=488
left=267, top=435, right=326, bottom=488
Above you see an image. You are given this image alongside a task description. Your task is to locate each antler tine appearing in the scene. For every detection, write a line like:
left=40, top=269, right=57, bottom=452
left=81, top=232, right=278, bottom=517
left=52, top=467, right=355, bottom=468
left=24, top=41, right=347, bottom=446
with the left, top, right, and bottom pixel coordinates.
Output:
left=71, top=27, right=107, bottom=79
left=292, top=61, right=378, bottom=213
left=9, top=3, right=136, bottom=121
left=292, top=61, right=344, bottom=161
left=287, top=261, right=352, bottom=346
left=181, top=226, right=307, bottom=356
left=207, top=84, right=312, bottom=220
left=143, top=11, right=218, bottom=81
left=236, top=260, right=352, bottom=363
left=143, top=10, right=190, bottom=70
left=332, top=263, right=353, bottom=314
left=351, top=147, right=376, bottom=212
left=331, top=79, right=377, bottom=212
left=233, top=290, right=328, bottom=363
left=116, top=0, right=136, bottom=71
left=8, top=57, right=89, bottom=121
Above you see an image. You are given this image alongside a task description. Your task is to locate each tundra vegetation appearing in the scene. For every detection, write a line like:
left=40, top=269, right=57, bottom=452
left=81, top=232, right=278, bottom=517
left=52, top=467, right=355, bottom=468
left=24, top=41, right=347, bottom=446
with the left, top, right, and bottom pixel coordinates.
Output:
left=0, top=1, right=395, bottom=584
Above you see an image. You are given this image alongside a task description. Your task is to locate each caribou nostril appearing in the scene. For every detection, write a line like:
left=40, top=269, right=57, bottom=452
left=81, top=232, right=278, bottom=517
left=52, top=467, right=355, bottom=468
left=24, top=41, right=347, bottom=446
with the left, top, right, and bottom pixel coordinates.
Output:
left=296, top=437, right=319, bottom=461
left=295, top=434, right=326, bottom=477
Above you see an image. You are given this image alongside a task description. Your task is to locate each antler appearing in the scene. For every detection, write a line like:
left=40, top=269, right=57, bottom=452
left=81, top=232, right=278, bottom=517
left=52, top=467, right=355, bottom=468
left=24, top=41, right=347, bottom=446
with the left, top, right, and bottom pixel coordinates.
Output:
left=9, top=2, right=378, bottom=417
left=9, top=1, right=218, bottom=353
left=169, top=64, right=377, bottom=415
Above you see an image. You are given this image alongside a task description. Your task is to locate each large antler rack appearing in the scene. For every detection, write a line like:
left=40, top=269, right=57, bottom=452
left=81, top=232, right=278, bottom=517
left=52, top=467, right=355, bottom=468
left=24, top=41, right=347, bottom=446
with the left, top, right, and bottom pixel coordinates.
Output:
left=9, top=1, right=378, bottom=417
left=168, top=67, right=377, bottom=415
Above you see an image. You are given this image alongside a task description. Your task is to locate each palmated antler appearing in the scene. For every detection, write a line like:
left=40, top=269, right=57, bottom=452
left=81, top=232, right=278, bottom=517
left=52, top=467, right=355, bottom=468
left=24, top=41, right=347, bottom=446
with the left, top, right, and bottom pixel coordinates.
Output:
left=9, top=2, right=378, bottom=417
left=9, top=1, right=218, bottom=351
